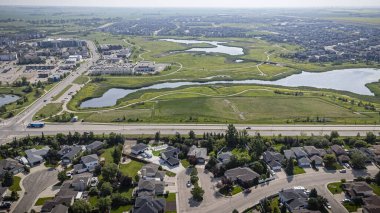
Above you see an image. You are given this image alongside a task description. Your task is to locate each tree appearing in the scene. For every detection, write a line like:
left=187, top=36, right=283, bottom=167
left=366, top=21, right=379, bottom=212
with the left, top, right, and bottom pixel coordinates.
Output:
left=119, top=175, right=132, bottom=189
left=365, top=132, right=376, bottom=144
left=97, top=197, right=112, bottom=212
left=375, top=171, right=380, bottom=185
left=2, top=171, right=13, bottom=187
left=309, top=188, right=318, bottom=198
left=281, top=204, right=287, bottom=213
left=251, top=161, right=264, bottom=174
left=190, top=175, right=199, bottom=185
left=71, top=200, right=91, bottom=213
left=285, top=159, right=294, bottom=175
left=225, top=124, right=238, bottom=148
left=102, top=163, right=118, bottom=182
left=330, top=131, right=339, bottom=141
left=111, top=193, right=130, bottom=208
left=189, top=130, right=196, bottom=140
left=11, top=191, right=19, bottom=201
left=155, top=131, right=161, bottom=142
left=89, top=187, right=99, bottom=196
left=350, top=150, right=368, bottom=169
left=100, top=182, right=113, bottom=197
left=323, top=154, right=337, bottom=168
left=191, top=184, right=205, bottom=202
left=112, top=146, right=122, bottom=164
left=58, top=171, right=69, bottom=183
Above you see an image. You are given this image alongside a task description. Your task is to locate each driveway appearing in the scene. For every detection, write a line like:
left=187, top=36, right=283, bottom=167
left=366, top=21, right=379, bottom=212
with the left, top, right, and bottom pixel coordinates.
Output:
left=13, top=167, right=58, bottom=213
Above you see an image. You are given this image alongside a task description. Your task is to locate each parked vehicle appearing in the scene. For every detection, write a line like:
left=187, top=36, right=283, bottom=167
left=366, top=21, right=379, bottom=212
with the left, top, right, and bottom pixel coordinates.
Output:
left=27, top=122, right=45, bottom=128
left=339, top=169, right=347, bottom=173
left=186, top=181, right=192, bottom=187
left=244, top=188, right=252, bottom=193
left=0, top=201, right=11, bottom=209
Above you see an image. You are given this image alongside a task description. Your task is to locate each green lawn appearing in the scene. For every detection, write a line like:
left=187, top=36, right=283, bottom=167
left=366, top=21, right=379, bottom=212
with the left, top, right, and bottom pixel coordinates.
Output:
left=343, top=201, right=361, bottom=212
left=370, top=183, right=380, bottom=196
left=327, top=182, right=343, bottom=194
left=73, top=75, right=89, bottom=84
left=325, top=163, right=344, bottom=170
left=119, top=160, right=145, bottom=181
left=166, top=193, right=176, bottom=202
left=152, top=150, right=161, bottom=156
left=33, top=103, right=63, bottom=120
left=35, top=196, right=54, bottom=206
left=111, top=205, right=132, bottom=213
left=166, top=170, right=176, bottom=177
left=100, top=147, right=114, bottom=165
left=231, top=185, right=243, bottom=195
left=293, top=166, right=306, bottom=175
left=10, top=176, right=22, bottom=191
left=270, top=197, right=280, bottom=213
left=181, top=159, right=191, bottom=168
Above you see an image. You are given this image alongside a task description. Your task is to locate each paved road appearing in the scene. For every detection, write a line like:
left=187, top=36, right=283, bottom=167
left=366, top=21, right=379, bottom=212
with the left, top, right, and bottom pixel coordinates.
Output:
left=13, top=168, right=58, bottom=213
left=2, top=123, right=380, bottom=144
left=178, top=168, right=378, bottom=213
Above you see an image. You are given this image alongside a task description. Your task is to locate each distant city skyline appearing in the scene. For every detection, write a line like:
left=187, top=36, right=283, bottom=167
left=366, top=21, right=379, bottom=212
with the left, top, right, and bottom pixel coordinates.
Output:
left=1, top=0, right=380, bottom=8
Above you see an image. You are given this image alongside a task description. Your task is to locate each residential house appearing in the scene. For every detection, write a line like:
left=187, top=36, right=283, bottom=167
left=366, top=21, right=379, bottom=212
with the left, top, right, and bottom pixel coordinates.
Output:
left=58, top=145, right=83, bottom=165
left=51, top=204, right=69, bottom=213
left=317, top=149, right=327, bottom=157
left=297, top=157, right=311, bottom=167
left=0, top=158, right=24, bottom=177
left=161, top=146, right=180, bottom=167
left=25, top=146, right=50, bottom=166
left=136, top=180, right=165, bottom=196
left=291, top=147, right=308, bottom=159
left=263, top=151, right=284, bottom=171
left=86, top=141, right=104, bottom=152
left=131, top=143, right=148, bottom=155
left=284, top=150, right=296, bottom=160
left=362, top=195, right=380, bottom=213
left=74, top=154, right=99, bottom=173
left=343, top=182, right=374, bottom=200
left=187, top=145, right=208, bottom=164
left=309, top=155, right=323, bottom=166
left=140, top=163, right=165, bottom=181
left=71, top=176, right=90, bottom=191
left=338, top=155, right=350, bottom=164
left=278, top=188, right=309, bottom=212
left=331, top=145, right=347, bottom=156
left=41, top=182, right=77, bottom=212
left=303, top=146, right=320, bottom=157
left=134, top=196, right=166, bottom=213
left=224, top=167, right=260, bottom=188
left=217, top=152, right=233, bottom=165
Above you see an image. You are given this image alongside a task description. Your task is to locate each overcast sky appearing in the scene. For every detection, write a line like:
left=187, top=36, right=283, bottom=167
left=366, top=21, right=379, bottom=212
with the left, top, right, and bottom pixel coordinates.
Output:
left=0, top=0, right=379, bottom=8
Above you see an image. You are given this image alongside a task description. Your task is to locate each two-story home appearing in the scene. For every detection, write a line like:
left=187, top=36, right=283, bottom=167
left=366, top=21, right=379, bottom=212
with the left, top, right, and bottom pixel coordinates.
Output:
left=73, top=154, right=99, bottom=174
left=160, top=146, right=180, bottom=167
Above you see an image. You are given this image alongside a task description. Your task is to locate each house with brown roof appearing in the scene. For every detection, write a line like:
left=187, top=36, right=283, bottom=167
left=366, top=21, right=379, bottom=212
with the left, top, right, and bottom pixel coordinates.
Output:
left=343, top=182, right=374, bottom=200
left=331, top=145, right=347, bottom=156
left=363, top=195, right=380, bottom=213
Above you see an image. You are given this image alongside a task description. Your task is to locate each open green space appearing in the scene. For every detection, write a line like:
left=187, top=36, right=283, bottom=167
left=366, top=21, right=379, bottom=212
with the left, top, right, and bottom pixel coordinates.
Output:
left=100, top=147, right=114, bottom=165
left=73, top=75, right=89, bottom=85
left=35, top=196, right=54, bottom=206
left=293, top=166, right=306, bottom=175
left=343, top=201, right=361, bottom=212
left=181, top=159, right=191, bottom=168
left=33, top=103, right=63, bottom=120
left=327, top=182, right=343, bottom=194
left=10, top=176, right=22, bottom=191
left=370, top=183, right=380, bottom=196
left=119, top=160, right=145, bottom=181
left=52, top=84, right=72, bottom=101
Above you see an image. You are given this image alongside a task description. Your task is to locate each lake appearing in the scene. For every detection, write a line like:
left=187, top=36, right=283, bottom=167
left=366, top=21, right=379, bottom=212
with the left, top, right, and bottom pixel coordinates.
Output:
left=161, top=39, right=244, bottom=56
left=80, top=68, right=380, bottom=108
left=0, top=94, right=20, bottom=107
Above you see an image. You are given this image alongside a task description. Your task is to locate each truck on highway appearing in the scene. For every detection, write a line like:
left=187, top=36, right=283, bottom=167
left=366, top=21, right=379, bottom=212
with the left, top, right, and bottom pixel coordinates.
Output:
left=27, top=122, right=45, bottom=128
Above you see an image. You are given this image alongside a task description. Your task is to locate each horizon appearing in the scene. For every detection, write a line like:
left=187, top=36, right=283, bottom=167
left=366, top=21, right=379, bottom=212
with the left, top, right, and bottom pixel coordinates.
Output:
left=1, top=0, right=380, bottom=8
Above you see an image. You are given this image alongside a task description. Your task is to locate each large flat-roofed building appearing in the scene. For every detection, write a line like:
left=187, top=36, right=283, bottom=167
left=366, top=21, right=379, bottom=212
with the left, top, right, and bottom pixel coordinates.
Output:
left=37, top=38, right=86, bottom=48
left=89, top=64, right=134, bottom=75
left=134, top=61, right=156, bottom=73
left=0, top=53, right=17, bottom=61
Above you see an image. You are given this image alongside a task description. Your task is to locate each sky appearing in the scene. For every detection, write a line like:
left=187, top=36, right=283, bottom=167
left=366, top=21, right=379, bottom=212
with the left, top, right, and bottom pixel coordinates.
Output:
left=0, top=0, right=380, bottom=8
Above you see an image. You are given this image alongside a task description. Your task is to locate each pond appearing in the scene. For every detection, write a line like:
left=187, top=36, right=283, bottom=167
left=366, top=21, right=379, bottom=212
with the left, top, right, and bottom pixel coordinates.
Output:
left=0, top=94, right=20, bottom=107
left=80, top=68, right=380, bottom=108
left=161, top=38, right=244, bottom=56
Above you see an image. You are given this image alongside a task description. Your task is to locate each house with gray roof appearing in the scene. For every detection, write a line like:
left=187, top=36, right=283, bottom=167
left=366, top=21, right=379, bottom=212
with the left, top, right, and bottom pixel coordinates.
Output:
left=224, top=167, right=260, bottom=187
left=134, top=196, right=166, bottom=213
left=284, top=150, right=296, bottom=160
left=58, top=145, right=83, bottom=165
left=140, top=163, right=165, bottom=181
left=218, top=152, right=233, bottom=165
left=136, top=180, right=165, bottom=196
left=291, top=147, right=308, bottom=159
left=86, top=141, right=104, bottom=152
left=131, top=143, right=148, bottom=155
left=73, top=154, right=99, bottom=173
left=263, top=151, right=284, bottom=171
left=331, top=145, right=347, bottom=156
left=51, top=204, right=69, bottom=213
left=297, top=157, right=311, bottom=167
left=279, top=188, right=309, bottom=212
left=310, top=155, right=323, bottom=166
left=0, top=158, right=24, bottom=177
left=187, top=145, right=208, bottom=164
left=25, top=146, right=50, bottom=166
left=303, top=146, right=320, bottom=157
left=161, top=146, right=180, bottom=167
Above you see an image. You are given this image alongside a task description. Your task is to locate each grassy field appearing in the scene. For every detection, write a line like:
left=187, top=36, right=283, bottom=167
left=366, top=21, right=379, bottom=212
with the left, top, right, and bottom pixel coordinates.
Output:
left=370, top=183, right=380, bottom=196
left=52, top=84, right=72, bottom=101
left=10, top=176, right=22, bottom=191
left=181, top=159, right=191, bottom=168
left=327, top=182, right=343, bottom=194
left=343, top=201, right=361, bottom=212
left=293, top=166, right=306, bottom=175
left=119, top=160, right=145, bottom=181
left=35, top=197, right=54, bottom=206
left=33, top=103, right=63, bottom=120
left=100, top=147, right=114, bottom=165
